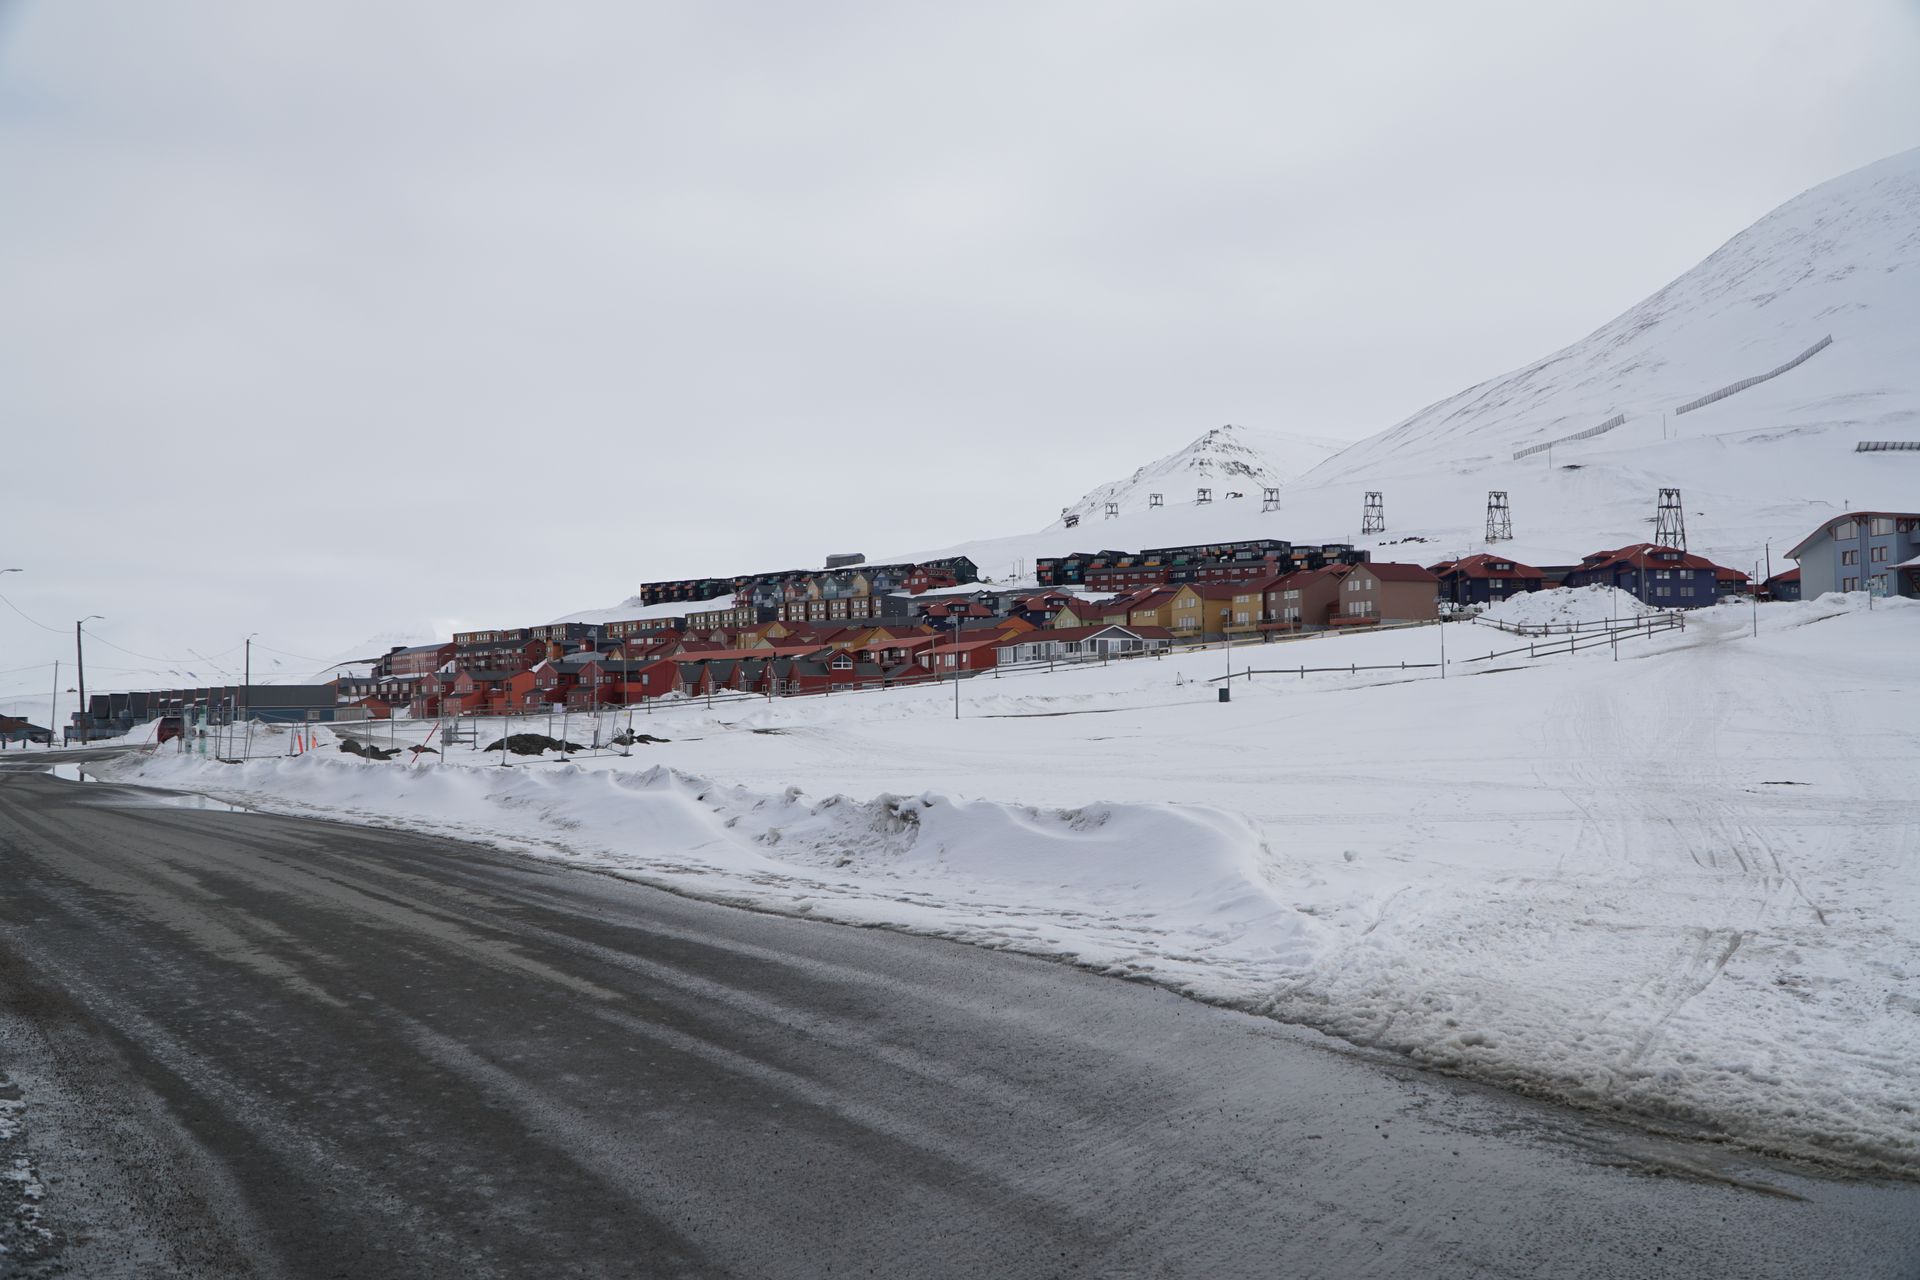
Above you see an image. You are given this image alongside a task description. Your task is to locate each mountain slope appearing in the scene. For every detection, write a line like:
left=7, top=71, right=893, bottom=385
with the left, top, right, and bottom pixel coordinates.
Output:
left=1060, top=425, right=1346, bottom=525
left=896, top=145, right=1920, bottom=581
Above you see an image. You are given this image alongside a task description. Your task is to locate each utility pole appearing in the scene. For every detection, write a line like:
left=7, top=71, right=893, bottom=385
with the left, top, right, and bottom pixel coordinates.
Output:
left=74, top=615, right=102, bottom=743
left=48, top=659, right=58, bottom=750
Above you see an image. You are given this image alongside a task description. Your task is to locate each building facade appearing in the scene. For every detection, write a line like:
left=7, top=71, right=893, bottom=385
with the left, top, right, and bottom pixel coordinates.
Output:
left=1785, top=511, right=1920, bottom=599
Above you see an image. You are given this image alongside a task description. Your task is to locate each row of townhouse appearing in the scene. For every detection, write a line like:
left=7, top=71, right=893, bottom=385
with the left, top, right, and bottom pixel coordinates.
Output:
left=1036, top=539, right=1371, bottom=592
left=1031, top=563, right=1444, bottom=640
left=638, top=557, right=980, bottom=608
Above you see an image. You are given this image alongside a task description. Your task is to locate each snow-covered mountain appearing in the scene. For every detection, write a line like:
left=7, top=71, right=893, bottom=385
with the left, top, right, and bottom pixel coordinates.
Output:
left=1060, top=425, right=1346, bottom=525
left=898, top=145, right=1920, bottom=582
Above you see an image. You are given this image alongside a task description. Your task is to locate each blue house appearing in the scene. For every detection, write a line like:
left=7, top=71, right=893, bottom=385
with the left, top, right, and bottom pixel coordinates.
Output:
left=1785, top=511, right=1920, bottom=599
left=1564, top=543, right=1723, bottom=608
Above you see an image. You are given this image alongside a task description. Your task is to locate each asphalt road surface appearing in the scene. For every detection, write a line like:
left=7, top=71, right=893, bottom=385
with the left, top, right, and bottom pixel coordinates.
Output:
left=1, top=764, right=1916, bottom=1279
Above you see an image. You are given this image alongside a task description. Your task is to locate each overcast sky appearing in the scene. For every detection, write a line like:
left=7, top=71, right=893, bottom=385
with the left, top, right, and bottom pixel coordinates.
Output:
left=2, top=1, right=1917, bottom=700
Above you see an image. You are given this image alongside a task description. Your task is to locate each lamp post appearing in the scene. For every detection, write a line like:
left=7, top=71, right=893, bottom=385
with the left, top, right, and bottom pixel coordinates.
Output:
left=0, top=572, right=16, bottom=745
left=75, top=615, right=103, bottom=743
left=241, top=633, right=258, bottom=760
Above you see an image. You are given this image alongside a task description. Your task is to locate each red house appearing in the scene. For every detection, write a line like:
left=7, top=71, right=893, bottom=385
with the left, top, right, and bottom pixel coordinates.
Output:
left=388, top=642, right=456, bottom=678
left=916, top=634, right=1003, bottom=674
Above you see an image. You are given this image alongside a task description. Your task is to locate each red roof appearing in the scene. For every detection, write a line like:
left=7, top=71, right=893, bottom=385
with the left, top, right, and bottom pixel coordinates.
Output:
left=927, top=634, right=1009, bottom=654
left=1263, top=565, right=1344, bottom=592
left=1229, top=572, right=1288, bottom=593
left=1439, top=553, right=1543, bottom=580
left=1353, top=561, right=1440, bottom=584
left=1580, top=543, right=1723, bottom=573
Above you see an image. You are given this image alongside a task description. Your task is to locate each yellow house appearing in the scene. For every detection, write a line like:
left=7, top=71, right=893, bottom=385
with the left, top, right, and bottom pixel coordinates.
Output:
left=1125, top=588, right=1180, bottom=630
left=1226, top=575, right=1282, bottom=635
left=1169, top=584, right=1236, bottom=638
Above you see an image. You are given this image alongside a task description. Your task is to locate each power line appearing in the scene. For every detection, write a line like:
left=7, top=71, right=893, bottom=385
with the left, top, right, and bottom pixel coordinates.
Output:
left=0, top=591, right=64, bottom=634
left=80, top=632, right=208, bottom=664
left=250, top=641, right=332, bottom=663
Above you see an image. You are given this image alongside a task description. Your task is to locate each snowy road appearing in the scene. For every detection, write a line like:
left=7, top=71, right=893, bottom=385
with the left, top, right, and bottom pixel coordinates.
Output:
left=1, top=770, right=1917, bottom=1278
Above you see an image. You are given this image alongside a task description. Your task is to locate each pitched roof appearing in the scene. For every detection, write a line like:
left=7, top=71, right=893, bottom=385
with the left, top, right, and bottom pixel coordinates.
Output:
left=1355, top=561, right=1441, bottom=584
left=1263, top=565, right=1344, bottom=591
left=1439, top=553, right=1543, bottom=580
left=927, top=633, right=1008, bottom=653
left=1226, top=573, right=1287, bottom=594
left=1578, top=543, right=1722, bottom=573
left=1173, top=583, right=1243, bottom=601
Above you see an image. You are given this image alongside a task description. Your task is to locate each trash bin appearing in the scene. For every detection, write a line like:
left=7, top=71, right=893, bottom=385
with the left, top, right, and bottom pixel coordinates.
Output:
left=1218, top=687, right=1231, bottom=703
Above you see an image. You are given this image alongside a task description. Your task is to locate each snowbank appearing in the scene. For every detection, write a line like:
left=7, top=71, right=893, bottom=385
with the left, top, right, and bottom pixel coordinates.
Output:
left=1480, top=585, right=1656, bottom=627
left=100, top=751, right=1324, bottom=997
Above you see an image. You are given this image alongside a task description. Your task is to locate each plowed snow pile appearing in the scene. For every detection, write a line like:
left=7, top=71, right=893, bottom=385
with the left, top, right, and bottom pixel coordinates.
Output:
left=102, top=594, right=1920, bottom=1175
left=1480, top=585, right=1657, bottom=627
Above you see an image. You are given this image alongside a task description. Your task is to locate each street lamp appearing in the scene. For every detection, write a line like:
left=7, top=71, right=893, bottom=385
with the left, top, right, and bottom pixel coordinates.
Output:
left=75, top=615, right=103, bottom=742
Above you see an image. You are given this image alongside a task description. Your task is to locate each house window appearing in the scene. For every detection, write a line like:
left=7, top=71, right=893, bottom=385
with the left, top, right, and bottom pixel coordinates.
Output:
left=1656, top=586, right=1670, bottom=597
left=1841, top=549, right=1858, bottom=565
left=1843, top=576, right=1859, bottom=591
left=1489, top=578, right=1504, bottom=589
left=1870, top=518, right=1895, bottom=536
left=1834, top=520, right=1857, bottom=539
left=1871, top=545, right=1888, bottom=562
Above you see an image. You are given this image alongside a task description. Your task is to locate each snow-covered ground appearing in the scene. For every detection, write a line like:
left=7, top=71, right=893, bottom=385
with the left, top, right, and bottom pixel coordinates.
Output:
left=1480, top=583, right=1660, bottom=627
left=97, top=591, right=1919, bottom=1175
